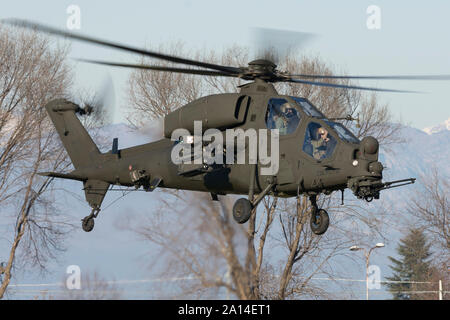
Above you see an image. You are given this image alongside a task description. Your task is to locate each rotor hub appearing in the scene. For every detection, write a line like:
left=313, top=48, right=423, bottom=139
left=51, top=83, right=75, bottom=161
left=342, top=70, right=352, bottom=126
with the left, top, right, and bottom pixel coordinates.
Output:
left=245, top=59, right=278, bottom=80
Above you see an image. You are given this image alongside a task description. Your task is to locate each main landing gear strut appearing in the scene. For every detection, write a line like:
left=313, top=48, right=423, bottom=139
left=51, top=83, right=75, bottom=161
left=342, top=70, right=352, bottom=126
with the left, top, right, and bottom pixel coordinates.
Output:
left=233, top=193, right=330, bottom=235
left=309, top=195, right=329, bottom=235
left=232, top=173, right=276, bottom=224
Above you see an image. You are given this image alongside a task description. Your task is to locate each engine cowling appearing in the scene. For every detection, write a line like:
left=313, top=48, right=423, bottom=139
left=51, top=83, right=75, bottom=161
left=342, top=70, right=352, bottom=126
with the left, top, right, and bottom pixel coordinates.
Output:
left=164, top=93, right=250, bottom=138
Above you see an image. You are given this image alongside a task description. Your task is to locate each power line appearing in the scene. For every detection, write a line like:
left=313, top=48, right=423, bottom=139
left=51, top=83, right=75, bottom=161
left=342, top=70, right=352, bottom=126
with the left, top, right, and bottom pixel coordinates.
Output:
left=7, top=275, right=445, bottom=288
left=305, top=277, right=439, bottom=285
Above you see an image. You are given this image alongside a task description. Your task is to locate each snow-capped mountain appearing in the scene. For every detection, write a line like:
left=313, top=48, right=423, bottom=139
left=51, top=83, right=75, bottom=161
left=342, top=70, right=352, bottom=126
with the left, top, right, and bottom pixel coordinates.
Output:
left=422, top=117, right=450, bottom=135
left=381, top=124, right=450, bottom=183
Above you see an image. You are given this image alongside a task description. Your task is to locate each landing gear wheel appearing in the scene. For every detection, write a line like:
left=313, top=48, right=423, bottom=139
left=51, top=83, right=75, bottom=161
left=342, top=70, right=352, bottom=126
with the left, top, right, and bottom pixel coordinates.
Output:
left=233, top=198, right=253, bottom=224
left=82, top=216, right=95, bottom=232
left=310, top=209, right=329, bottom=235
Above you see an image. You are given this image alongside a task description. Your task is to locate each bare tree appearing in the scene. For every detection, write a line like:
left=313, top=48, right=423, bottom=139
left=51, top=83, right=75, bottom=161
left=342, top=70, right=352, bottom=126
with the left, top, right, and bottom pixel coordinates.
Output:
left=0, top=26, right=74, bottom=299
left=406, top=169, right=449, bottom=286
left=126, top=42, right=205, bottom=126
left=124, top=44, right=400, bottom=299
left=203, top=45, right=250, bottom=94
left=128, top=189, right=379, bottom=299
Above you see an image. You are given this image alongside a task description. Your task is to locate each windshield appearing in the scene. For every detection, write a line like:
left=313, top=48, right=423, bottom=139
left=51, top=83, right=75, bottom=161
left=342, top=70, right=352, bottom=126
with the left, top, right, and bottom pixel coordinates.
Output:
left=325, top=121, right=360, bottom=144
left=290, top=97, right=325, bottom=118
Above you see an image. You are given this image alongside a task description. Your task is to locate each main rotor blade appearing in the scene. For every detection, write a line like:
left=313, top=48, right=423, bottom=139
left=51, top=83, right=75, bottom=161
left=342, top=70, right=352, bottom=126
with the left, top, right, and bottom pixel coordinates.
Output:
left=4, top=18, right=242, bottom=75
left=288, top=74, right=450, bottom=81
left=285, top=78, right=421, bottom=93
left=76, top=59, right=237, bottom=77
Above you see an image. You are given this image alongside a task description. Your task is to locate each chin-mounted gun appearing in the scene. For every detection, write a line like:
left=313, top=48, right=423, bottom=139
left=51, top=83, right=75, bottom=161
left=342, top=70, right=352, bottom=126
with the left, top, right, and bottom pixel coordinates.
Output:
left=348, top=176, right=416, bottom=202
left=378, top=178, right=416, bottom=191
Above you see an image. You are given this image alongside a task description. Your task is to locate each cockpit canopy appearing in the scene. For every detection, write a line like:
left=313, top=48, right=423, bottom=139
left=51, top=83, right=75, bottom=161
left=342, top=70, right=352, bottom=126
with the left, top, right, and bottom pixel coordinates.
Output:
left=265, top=95, right=360, bottom=161
left=324, top=120, right=359, bottom=144
left=290, top=96, right=360, bottom=144
left=290, top=97, right=325, bottom=118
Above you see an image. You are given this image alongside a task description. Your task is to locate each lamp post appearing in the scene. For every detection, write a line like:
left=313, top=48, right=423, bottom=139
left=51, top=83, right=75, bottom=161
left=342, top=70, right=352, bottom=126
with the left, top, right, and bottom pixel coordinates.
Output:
left=350, top=243, right=385, bottom=300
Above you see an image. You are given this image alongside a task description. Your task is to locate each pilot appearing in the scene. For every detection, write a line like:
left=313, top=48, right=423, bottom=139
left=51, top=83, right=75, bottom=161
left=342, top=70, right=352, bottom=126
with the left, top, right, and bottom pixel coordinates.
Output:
left=275, top=103, right=298, bottom=135
left=282, top=103, right=299, bottom=132
left=311, top=126, right=330, bottom=160
left=274, top=105, right=288, bottom=135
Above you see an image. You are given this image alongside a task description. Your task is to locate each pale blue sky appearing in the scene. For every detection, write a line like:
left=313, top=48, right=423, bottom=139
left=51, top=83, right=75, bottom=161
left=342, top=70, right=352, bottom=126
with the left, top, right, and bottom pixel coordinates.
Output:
left=2, top=0, right=450, bottom=129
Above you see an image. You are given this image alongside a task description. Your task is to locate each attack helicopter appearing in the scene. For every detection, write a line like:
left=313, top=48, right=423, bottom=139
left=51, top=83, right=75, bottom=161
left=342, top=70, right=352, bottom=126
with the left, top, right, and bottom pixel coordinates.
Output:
left=8, top=19, right=449, bottom=234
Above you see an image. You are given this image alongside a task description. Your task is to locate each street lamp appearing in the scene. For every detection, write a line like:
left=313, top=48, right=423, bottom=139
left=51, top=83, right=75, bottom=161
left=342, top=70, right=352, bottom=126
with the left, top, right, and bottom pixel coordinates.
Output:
left=349, top=243, right=385, bottom=300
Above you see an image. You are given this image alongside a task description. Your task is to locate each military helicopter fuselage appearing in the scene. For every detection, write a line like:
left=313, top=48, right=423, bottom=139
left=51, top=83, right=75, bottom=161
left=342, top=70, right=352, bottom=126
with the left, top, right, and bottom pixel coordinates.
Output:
left=42, top=79, right=408, bottom=234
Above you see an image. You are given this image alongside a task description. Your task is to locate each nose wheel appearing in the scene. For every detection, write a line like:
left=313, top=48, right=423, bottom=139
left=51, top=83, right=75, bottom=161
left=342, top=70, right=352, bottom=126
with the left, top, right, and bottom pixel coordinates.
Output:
left=81, top=207, right=100, bottom=232
left=309, top=196, right=329, bottom=235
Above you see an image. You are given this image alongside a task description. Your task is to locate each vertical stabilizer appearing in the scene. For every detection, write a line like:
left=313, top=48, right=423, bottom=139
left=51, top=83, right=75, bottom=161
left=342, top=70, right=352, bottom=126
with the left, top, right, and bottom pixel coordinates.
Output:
left=45, top=99, right=100, bottom=169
